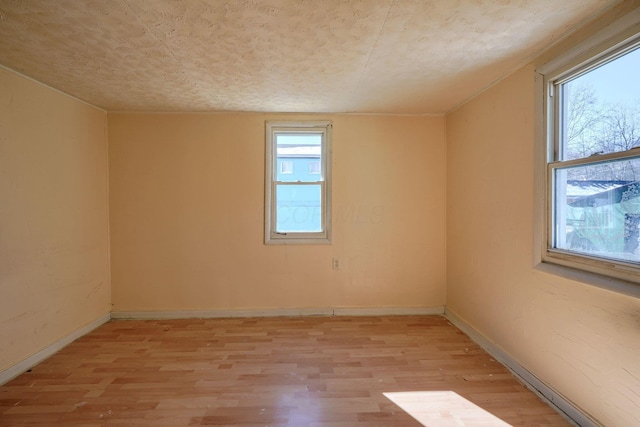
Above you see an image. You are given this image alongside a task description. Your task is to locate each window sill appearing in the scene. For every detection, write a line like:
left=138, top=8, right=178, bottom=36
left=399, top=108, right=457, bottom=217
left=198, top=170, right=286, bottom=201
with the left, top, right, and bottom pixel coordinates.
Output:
left=535, top=259, right=640, bottom=299
left=265, top=237, right=332, bottom=245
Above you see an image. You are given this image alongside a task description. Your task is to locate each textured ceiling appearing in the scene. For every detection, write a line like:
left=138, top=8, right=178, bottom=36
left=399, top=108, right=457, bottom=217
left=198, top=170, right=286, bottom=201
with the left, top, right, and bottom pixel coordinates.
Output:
left=0, top=0, right=617, bottom=113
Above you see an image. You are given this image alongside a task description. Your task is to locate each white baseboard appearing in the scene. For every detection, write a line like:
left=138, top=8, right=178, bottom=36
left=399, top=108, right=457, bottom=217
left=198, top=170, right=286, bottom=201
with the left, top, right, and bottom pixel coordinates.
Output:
left=110, top=306, right=445, bottom=320
left=444, top=308, right=599, bottom=427
left=333, top=306, right=445, bottom=316
left=111, top=307, right=333, bottom=319
left=0, top=312, right=111, bottom=386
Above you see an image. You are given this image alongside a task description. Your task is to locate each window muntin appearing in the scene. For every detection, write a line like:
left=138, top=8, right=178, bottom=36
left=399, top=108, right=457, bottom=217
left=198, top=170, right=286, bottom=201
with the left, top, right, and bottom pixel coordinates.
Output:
left=546, top=36, right=640, bottom=277
left=265, top=121, right=331, bottom=244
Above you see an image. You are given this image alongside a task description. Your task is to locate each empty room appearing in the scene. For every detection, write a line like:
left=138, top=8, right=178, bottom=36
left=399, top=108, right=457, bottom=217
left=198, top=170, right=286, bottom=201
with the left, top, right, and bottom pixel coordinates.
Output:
left=1, top=0, right=639, bottom=426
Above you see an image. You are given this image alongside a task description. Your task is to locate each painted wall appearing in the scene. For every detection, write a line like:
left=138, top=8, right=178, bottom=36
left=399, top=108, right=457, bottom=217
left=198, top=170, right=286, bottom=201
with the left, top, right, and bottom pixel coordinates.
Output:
left=108, top=113, right=446, bottom=312
left=0, top=67, right=110, bottom=373
left=445, top=5, right=640, bottom=425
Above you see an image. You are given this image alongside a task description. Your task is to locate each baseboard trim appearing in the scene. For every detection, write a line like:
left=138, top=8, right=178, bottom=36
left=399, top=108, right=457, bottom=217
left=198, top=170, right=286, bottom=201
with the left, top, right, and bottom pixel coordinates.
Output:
left=111, top=306, right=445, bottom=320
left=332, top=306, right=445, bottom=316
left=444, top=308, right=599, bottom=427
left=111, top=308, right=333, bottom=319
left=0, top=312, right=111, bottom=386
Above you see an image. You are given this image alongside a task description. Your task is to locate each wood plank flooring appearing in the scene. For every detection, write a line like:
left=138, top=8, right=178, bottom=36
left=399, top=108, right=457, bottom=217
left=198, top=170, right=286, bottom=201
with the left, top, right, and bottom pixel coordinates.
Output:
left=0, top=316, right=571, bottom=426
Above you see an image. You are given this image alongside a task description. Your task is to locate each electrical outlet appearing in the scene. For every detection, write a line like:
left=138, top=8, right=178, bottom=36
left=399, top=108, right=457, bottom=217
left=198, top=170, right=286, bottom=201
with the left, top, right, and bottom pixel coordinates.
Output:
left=332, top=258, right=340, bottom=270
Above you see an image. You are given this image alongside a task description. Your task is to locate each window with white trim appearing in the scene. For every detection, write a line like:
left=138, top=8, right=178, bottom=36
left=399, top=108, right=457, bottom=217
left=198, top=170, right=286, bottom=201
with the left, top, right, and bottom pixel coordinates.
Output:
left=543, top=29, right=640, bottom=282
left=265, top=121, right=332, bottom=244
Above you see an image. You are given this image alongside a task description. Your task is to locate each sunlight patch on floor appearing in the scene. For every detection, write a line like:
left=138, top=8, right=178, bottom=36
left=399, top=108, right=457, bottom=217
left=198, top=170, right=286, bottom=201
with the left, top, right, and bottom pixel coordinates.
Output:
left=384, top=391, right=513, bottom=427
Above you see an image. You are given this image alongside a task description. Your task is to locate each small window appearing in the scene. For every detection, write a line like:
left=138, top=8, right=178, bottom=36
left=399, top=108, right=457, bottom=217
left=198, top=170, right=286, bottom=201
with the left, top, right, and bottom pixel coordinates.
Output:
left=280, top=160, right=293, bottom=175
left=265, top=121, right=332, bottom=244
left=543, top=31, right=640, bottom=282
left=308, top=160, right=321, bottom=175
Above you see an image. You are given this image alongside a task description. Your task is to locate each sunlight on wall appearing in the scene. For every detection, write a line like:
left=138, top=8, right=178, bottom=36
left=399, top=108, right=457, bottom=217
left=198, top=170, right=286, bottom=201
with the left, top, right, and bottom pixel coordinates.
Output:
left=384, top=391, right=512, bottom=427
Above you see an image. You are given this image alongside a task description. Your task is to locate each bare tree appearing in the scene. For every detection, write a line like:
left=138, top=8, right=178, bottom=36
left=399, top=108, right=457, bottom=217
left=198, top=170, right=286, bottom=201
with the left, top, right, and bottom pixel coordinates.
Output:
left=565, top=81, right=603, bottom=160
left=598, top=102, right=640, bottom=152
left=565, top=82, right=640, bottom=182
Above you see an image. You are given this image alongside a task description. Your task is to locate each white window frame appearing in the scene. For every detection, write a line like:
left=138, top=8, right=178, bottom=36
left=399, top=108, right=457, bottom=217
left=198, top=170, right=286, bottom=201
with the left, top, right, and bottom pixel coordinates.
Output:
left=265, top=121, right=332, bottom=245
left=538, top=17, right=640, bottom=285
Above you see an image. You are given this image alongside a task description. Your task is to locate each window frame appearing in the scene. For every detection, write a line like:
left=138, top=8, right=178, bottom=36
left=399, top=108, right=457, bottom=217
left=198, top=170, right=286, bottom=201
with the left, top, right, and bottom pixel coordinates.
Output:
left=540, top=25, right=640, bottom=284
left=264, top=120, right=332, bottom=245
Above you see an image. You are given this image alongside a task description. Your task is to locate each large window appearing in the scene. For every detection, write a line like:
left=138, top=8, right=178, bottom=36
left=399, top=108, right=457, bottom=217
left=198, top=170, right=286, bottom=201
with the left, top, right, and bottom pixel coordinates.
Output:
left=265, top=121, right=332, bottom=244
left=543, top=30, right=640, bottom=282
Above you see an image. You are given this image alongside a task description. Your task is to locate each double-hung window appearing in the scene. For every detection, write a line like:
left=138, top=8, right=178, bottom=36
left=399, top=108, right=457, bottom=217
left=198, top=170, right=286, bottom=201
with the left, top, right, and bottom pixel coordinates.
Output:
left=543, top=28, right=640, bottom=282
left=265, top=121, right=332, bottom=244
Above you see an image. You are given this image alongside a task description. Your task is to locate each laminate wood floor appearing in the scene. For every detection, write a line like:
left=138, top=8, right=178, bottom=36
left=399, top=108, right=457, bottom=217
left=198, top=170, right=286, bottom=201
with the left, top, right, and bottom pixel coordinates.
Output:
left=0, top=316, right=571, bottom=426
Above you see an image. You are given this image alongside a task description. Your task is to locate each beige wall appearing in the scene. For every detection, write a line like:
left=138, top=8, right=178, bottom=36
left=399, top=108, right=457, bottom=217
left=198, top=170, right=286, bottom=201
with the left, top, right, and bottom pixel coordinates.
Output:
left=445, top=6, right=640, bottom=423
left=0, top=67, right=110, bottom=373
left=108, top=113, right=446, bottom=312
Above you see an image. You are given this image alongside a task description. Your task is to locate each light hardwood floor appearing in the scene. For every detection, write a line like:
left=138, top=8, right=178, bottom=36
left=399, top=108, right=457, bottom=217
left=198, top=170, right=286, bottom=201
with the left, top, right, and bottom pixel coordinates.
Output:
left=0, top=316, right=571, bottom=426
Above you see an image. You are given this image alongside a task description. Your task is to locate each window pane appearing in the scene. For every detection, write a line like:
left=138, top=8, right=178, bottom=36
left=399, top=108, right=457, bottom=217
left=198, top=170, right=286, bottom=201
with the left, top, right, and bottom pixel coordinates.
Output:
left=554, top=157, right=640, bottom=262
left=276, top=133, right=322, bottom=182
left=561, top=46, right=640, bottom=161
left=276, top=184, right=322, bottom=233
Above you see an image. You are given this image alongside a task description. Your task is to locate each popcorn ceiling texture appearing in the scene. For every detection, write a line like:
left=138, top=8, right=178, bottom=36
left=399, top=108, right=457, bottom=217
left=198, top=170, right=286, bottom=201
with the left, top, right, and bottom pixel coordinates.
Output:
left=0, top=0, right=613, bottom=113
